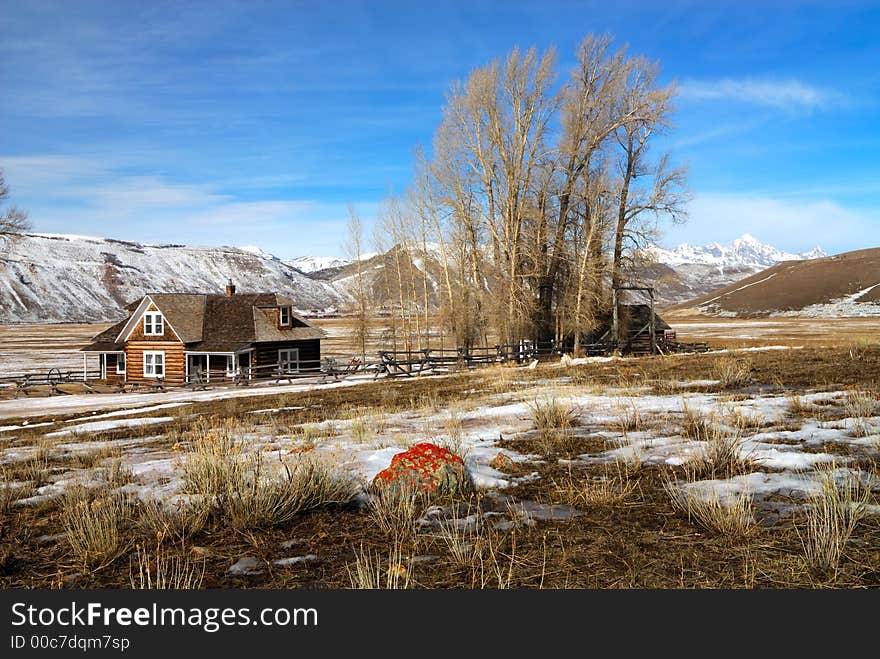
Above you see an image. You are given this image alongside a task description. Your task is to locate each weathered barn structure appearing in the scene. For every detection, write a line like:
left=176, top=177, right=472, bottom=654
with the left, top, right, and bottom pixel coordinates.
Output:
left=81, top=283, right=324, bottom=384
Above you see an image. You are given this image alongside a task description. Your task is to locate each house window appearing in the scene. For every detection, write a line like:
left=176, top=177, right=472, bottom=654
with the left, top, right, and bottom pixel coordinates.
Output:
left=143, top=351, right=165, bottom=378
left=279, top=306, right=291, bottom=326
left=278, top=348, right=299, bottom=374
left=144, top=312, right=164, bottom=336
left=116, top=353, right=127, bottom=374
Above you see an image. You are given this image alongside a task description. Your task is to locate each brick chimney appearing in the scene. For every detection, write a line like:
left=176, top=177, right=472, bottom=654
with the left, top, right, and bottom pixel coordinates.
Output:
left=225, top=279, right=236, bottom=296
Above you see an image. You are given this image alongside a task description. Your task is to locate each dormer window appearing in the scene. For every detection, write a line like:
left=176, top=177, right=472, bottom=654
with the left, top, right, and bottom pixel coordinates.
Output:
left=279, top=306, right=291, bottom=327
left=144, top=312, right=164, bottom=336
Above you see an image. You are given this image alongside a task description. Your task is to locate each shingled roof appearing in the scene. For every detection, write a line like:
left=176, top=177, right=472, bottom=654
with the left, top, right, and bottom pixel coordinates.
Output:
left=82, top=291, right=325, bottom=352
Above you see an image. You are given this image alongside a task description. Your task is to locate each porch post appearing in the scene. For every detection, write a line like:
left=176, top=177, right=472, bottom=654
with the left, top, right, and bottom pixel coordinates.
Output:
left=82, top=353, right=87, bottom=381
left=206, top=354, right=210, bottom=383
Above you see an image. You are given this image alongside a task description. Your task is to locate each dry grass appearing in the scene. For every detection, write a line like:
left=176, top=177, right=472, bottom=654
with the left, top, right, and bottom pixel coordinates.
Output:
left=137, top=498, right=210, bottom=542
left=529, top=397, right=579, bottom=457
left=346, top=543, right=411, bottom=589
left=62, top=487, right=131, bottom=567
left=225, top=454, right=357, bottom=530
left=663, top=474, right=755, bottom=538
left=529, top=397, right=578, bottom=432
left=680, top=401, right=717, bottom=439
left=367, top=486, right=425, bottom=541
left=0, top=467, right=28, bottom=513
left=714, top=357, right=752, bottom=389
left=798, top=465, right=871, bottom=576
left=433, top=502, right=481, bottom=565
left=349, top=415, right=378, bottom=443
left=843, top=389, right=879, bottom=438
left=70, top=444, right=123, bottom=469
left=787, top=394, right=814, bottom=419
left=553, top=461, right=638, bottom=507
left=20, top=454, right=51, bottom=489
left=181, top=422, right=357, bottom=529
left=614, top=401, right=644, bottom=434
left=723, top=405, right=766, bottom=431
left=129, top=533, right=205, bottom=589
left=681, top=419, right=757, bottom=479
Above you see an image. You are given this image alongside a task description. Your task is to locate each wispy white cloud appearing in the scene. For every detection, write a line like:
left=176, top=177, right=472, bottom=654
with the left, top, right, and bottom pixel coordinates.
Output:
left=680, top=78, right=845, bottom=113
left=0, top=153, right=377, bottom=258
left=664, top=193, right=879, bottom=254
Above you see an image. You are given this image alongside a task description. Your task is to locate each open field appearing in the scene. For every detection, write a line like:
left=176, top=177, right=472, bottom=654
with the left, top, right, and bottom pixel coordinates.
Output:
left=0, top=339, right=879, bottom=589
left=2, top=315, right=879, bottom=380
left=666, top=315, right=880, bottom=348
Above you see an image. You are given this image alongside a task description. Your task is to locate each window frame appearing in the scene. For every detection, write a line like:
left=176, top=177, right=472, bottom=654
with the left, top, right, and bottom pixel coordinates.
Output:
left=116, top=353, right=127, bottom=374
left=279, top=306, right=291, bottom=327
left=143, top=350, right=165, bottom=378
left=143, top=312, right=164, bottom=336
left=278, top=348, right=300, bottom=374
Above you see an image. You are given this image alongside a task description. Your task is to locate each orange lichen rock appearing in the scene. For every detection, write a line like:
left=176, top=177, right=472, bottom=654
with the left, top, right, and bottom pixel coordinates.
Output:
left=372, top=442, right=472, bottom=497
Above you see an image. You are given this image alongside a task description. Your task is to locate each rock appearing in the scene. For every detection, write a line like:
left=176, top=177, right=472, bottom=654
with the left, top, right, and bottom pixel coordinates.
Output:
left=372, top=442, right=472, bottom=498
left=227, top=556, right=266, bottom=576
left=490, top=452, right=515, bottom=471
left=35, top=532, right=67, bottom=546
left=272, top=554, right=317, bottom=567
left=280, top=538, right=307, bottom=549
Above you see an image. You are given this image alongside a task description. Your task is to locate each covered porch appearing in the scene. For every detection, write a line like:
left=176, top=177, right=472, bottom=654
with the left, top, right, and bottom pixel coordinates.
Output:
left=184, top=349, right=254, bottom=384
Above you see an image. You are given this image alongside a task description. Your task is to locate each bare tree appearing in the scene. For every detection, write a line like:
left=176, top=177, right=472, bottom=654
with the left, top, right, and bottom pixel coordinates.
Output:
left=343, top=205, right=369, bottom=363
left=416, top=34, right=687, bottom=353
left=609, top=57, right=689, bottom=345
left=431, top=46, right=558, bottom=346
left=0, top=169, right=30, bottom=235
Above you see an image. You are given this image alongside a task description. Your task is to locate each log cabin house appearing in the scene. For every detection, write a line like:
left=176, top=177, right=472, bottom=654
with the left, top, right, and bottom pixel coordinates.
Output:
left=81, top=282, right=325, bottom=385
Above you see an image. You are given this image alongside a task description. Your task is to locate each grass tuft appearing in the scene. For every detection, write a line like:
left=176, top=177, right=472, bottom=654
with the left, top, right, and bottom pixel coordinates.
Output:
left=129, top=533, right=205, bottom=589
left=714, top=357, right=752, bottom=389
left=62, top=487, right=131, bottom=568
left=663, top=474, right=755, bottom=538
left=798, top=465, right=871, bottom=576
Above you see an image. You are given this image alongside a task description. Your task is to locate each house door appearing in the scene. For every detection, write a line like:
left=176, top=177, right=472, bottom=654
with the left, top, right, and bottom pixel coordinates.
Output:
left=239, top=352, right=252, bottom=379
left=279, top=348, right=300, bottom=374
left=188, top=355, right=208, bottom=382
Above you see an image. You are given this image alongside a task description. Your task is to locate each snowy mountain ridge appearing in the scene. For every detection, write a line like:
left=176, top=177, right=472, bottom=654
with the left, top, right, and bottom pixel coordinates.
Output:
left=0, top=233, right=346, bottom=323
left=646, top=233, right=825, bottom=269
left=0, top=232, right=827, bottom=323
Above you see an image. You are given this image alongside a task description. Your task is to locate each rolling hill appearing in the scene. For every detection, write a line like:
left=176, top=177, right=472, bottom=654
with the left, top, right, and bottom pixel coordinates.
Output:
left=667, top=247, right=880, bottom=317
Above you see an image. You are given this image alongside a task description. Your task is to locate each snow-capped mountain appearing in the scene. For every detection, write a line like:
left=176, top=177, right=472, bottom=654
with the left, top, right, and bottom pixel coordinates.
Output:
left=0, top=233, right=346, bottom=323
left=646, top=234, right=825, bottom=269
left=288, top=255, right=353, bottom=273
left=641, top=234, right=825, bottom=303
left=0, top=231, right=827, bottom=323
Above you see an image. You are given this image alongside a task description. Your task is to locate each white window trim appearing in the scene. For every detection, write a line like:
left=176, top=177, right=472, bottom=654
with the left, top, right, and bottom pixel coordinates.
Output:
left=225, top=354, right=236, bottom=377
left=116, top=353, right=127, bottom=374
left=279, top=348, right=299, bottom=374
left=143, top=350, right=166, bottom=378
left=143, top=312, right=164, bottom=336
left=279, top=306, right=291, bottom=326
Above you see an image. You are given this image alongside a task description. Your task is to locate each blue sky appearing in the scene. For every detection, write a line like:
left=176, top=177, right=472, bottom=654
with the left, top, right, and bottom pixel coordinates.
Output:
left=2, top=0, right=879, bottom=259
